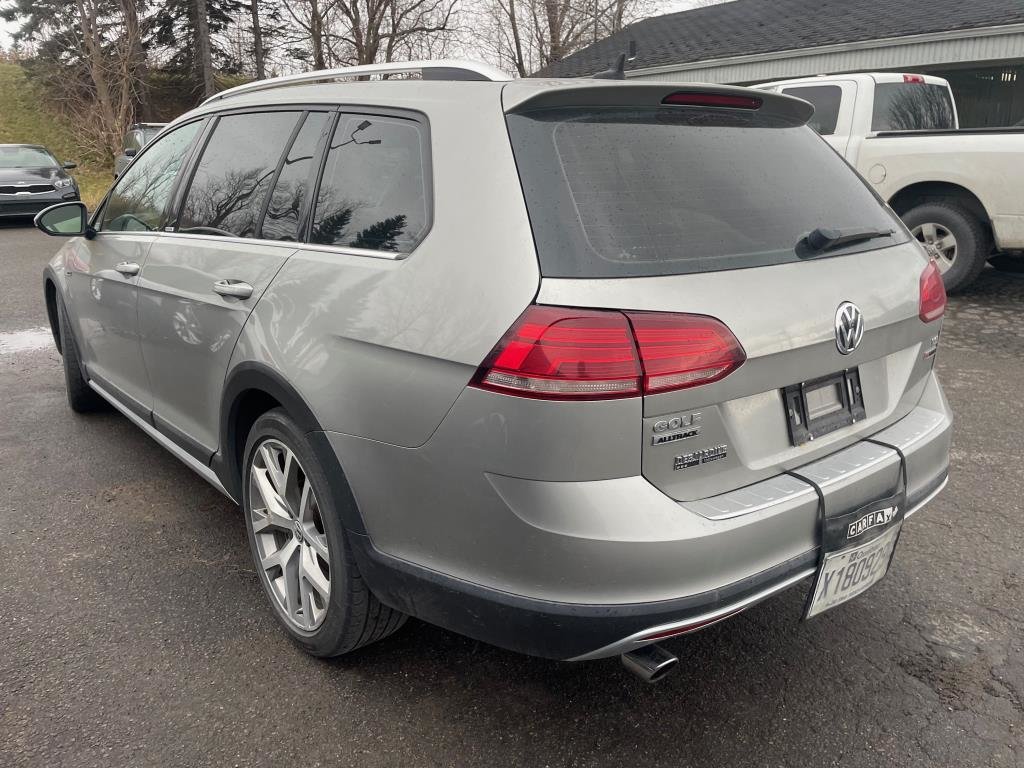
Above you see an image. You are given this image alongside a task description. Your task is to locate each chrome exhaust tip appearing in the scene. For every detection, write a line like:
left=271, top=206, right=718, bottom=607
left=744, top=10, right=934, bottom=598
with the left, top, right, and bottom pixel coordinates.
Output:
left=621, top=644, right=678, bottom=683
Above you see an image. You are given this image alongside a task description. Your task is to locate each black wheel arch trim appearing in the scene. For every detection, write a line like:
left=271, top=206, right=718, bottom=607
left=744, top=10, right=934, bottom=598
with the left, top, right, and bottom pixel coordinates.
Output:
left=215, top=362, right=368, bottom=534
left=42, top=265, right=63, bottom=354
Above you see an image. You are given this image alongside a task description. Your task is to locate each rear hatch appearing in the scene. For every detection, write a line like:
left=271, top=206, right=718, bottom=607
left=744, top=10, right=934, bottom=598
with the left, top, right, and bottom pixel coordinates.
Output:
left=500, top=82, right=943, bottom=501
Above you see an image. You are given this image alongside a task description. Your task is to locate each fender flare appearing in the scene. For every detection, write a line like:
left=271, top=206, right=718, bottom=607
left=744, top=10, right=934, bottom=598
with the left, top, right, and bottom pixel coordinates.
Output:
left=215, top=362, right=368, bottom=534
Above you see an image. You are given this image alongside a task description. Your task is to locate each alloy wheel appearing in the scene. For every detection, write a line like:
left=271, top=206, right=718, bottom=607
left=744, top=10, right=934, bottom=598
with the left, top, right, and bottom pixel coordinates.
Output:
left=248, top=439, right=331, bottom=632
left=911, top=222, right=957, bottom=273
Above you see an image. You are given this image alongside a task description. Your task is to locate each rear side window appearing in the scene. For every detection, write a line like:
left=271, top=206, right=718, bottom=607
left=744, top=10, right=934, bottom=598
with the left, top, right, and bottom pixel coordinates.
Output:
left=507, top=107, right=905, bottom=278
left=261, top=112, right=329, bottom=242
left=179, top=111, right=301, bottom=238
left=871, top=83, right=955, bottom=131
left=310, top=114, right=429, bottom=252
left=780, top=85, right=841, bottom=135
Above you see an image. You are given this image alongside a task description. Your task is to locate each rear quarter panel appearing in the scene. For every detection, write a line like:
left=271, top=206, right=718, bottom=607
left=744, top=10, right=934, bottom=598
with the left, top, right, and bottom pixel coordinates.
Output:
left=229, top=87, right=540, bottom=448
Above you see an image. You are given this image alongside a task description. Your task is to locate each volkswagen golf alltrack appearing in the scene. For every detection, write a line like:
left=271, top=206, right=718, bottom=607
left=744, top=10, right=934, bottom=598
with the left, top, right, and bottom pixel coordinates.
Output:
left=36, top=61, right=951, bottom=681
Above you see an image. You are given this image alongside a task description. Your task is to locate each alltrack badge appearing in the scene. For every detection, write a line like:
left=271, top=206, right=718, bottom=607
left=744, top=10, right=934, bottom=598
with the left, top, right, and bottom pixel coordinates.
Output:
left=651, top=412, right=702, bottom=446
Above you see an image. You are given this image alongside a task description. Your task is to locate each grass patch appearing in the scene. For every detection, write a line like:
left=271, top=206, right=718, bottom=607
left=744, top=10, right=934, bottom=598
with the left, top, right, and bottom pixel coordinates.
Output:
left=0, top=62, right=112, bottom=207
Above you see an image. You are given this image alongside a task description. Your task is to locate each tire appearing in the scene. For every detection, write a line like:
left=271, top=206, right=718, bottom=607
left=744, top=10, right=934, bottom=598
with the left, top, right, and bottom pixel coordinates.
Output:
left=55, top=297, right=107, bottom=413
left=988, top=253, right=1024, bottom=274
left=242, top=408, right=406, bottom=657
left=902, top=202, right=989, bottom=294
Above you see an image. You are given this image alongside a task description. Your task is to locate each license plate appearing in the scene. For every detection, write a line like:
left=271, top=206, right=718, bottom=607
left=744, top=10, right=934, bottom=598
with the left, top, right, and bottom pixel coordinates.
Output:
left=805, top=522, right=901, bottom=618
left=804, top=489, right=906, bottom=619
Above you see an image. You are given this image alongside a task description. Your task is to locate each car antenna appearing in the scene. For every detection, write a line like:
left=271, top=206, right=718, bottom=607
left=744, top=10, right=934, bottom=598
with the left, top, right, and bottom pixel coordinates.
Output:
left=592, top=41, right=635, bottom=80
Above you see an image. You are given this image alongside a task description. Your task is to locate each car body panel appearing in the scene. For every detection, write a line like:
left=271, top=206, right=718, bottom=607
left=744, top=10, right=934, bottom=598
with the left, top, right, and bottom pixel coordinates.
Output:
left=326, top=370, right=949, bottom=609
left=66, top=232, right=155, bottom=412
left=537, top=240, right=935, bottom=501
left=138, top=234, right=297, bottom=456
left=229, top=86, right=539, bottom=447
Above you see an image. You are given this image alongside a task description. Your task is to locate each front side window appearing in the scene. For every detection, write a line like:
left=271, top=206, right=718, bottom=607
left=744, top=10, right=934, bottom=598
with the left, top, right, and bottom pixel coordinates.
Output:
left=100, top=121, right=202, bottom=232
left=781, top=85, right=842, bottom=135
left=179, top=111, right=301, bottom=238
left=871, top=83, right=955, bottom=131
left=310, top=114, right=429, bottom=252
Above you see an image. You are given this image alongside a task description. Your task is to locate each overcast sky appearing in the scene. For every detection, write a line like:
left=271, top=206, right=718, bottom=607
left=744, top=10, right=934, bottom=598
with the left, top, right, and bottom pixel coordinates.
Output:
left=0, top=1, right=712, bottom=60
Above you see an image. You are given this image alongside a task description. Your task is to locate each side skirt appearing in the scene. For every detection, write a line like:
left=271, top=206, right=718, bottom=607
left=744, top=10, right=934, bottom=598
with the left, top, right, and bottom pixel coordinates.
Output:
left=88, top=379, right=236, bottom=502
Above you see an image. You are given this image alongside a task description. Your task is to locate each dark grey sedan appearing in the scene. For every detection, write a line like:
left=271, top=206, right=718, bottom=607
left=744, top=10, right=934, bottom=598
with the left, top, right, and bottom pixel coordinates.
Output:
left=0, top=144, right=80, bottom=219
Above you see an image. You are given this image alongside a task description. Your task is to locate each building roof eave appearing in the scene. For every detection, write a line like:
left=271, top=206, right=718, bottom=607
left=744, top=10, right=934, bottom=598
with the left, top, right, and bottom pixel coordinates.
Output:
left=622, top=22, right=1024, bottom=79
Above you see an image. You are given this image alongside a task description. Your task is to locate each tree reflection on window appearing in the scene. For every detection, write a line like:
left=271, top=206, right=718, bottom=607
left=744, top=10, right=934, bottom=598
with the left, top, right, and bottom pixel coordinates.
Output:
left=872, top=84, right=956, bottom=132
left=178, top=112, right=301, bottom=238
left=310, top=115, right=426, bottom=252
left=262, top=112, right=328, bottom=242
left=101, top=122, right=201, bottom=232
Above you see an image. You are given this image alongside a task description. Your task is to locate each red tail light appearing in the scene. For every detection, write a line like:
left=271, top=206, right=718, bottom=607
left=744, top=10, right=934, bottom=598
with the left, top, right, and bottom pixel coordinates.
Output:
left=919, top=260, right=946, bottom=322
left=626, top=312, right=746, bottom=393
left=472, top=305, right=745, bottom=400
left=903, top=74, right=926, bottom=84
left=662, top=92, right=762, bottom=110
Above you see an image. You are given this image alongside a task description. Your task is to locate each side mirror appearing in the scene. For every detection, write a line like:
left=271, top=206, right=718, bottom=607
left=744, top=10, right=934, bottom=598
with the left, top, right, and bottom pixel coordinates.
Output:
left=35, top=202, right=89, bottom=237
left=62, top=161, right=78, bottom=170
left=124, top=148, right=138, bottom=158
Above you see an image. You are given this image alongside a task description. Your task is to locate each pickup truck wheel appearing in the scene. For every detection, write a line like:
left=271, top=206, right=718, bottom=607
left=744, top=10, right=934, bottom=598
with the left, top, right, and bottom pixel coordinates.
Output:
left=903, top=202, right=988, bottom=293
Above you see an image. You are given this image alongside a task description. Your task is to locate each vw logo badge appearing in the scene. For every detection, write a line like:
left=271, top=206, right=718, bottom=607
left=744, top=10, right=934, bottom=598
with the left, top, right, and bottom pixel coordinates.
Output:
left=835, top=302, right=864, bottom=355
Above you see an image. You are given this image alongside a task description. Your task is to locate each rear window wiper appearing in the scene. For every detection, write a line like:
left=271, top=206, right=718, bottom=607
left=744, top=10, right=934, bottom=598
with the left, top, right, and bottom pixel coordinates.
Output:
left=799, top=226, right=895, bottom=256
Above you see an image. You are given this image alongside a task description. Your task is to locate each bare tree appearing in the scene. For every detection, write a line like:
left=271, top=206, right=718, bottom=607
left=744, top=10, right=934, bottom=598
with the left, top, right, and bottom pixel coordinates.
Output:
left=281, top=0, right=336, bottom=68
left=249, top=0, right=267, bottom=78
left=18, top=0, right=148, bottom=157
left=475, top=0, right=656, bottom=76
left=195, top=0, right=217, bottom=97
left=279, top=0, right=455, bottom=69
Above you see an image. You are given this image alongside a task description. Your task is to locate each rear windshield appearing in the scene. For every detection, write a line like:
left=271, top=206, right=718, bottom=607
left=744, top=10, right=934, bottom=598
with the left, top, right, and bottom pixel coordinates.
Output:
left=507, top=107, right=905, bottom=278
left=871, top=83, right=955, bottom=131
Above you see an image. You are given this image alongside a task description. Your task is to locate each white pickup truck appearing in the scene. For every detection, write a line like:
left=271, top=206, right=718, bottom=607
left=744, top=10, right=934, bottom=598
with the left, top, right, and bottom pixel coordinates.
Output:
left=755, top=72, right=1024, bottom=291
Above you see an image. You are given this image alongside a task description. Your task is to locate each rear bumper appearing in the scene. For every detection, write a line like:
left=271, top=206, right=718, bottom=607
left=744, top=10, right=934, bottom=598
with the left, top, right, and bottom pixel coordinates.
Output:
left=352, top=473, right=946, bottom=660
left=340, top=372, right=952, bottom=660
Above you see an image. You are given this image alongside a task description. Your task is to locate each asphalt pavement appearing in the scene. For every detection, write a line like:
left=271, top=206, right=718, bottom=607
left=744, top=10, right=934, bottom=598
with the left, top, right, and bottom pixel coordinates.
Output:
left=1, top=220, right=1021, bottom=767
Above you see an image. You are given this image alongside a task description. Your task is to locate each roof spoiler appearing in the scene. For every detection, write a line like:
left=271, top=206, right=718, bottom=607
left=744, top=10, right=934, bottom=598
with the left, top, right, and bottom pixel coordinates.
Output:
left=504, top=81, right=815, bottom=125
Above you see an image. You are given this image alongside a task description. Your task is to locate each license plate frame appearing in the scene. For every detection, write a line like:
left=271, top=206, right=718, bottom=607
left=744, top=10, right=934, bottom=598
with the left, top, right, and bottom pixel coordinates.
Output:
left=783, top=369, right=865, bottom=447
left=804, top=491, right=906, bottom=619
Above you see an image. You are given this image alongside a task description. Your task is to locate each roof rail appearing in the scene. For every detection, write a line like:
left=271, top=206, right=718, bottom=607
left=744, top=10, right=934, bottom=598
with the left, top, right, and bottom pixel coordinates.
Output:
left=203, top=60, right=511, bottom=105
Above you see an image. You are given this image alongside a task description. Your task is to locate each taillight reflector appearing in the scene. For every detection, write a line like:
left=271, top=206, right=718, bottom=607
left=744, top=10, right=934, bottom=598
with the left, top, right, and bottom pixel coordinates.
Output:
left=919, top=260, right=946, bottom=322
left=472, top=305, right=745, bottom=400
left=903, top=74, right=926, bottom=84
left=662, top=92, right=762, bottom=110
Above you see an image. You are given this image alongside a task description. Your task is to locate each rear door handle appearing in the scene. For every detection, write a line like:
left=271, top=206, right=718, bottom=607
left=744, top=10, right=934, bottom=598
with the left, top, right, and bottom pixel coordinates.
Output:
left=114, top=261, right=140, bottom=277
left=212, top=279, right=254, bottom=299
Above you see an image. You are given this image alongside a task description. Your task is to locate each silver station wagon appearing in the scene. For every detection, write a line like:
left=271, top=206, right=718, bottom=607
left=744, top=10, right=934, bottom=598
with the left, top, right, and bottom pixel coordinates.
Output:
left=37, top=60, right=951, bottom=682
